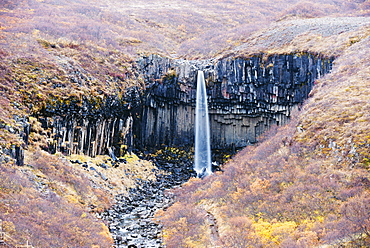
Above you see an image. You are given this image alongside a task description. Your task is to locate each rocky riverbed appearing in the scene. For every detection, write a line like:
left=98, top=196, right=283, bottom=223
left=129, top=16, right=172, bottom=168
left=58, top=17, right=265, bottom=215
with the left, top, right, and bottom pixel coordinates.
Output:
left=99, top=148, right=198, bottom=248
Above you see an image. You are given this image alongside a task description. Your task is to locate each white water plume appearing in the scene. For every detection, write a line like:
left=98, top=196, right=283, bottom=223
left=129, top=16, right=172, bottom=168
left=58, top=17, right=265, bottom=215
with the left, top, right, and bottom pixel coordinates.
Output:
left=194, top=71, right=212, bottom=177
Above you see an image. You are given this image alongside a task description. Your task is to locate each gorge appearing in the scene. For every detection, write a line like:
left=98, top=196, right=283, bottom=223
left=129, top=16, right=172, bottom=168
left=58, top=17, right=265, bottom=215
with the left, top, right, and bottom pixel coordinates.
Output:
left=22, top=52, right=333, bottom=247
left=0, top=52, right=334, bottom=247
left=1, top=1, right=369, bottom=245
left=16, top=52, right=333, bottom=166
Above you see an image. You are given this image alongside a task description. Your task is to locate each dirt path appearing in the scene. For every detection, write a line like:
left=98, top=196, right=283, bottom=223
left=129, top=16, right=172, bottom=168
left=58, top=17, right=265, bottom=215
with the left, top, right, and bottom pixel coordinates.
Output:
left=206, top=211, right=223, bottom=248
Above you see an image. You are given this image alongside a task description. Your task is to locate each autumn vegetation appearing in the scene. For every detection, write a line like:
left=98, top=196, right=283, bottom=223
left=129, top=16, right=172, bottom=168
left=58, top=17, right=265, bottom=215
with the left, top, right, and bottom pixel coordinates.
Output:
left=158, top=28, right=370, bottom=247
left=1, top=0, right=370, bottom=247
left=0, top=149, right=113, bottom=247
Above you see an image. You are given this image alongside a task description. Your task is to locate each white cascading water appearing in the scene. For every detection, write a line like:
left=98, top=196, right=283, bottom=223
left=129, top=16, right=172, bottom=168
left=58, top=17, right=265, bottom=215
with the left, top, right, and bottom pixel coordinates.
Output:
left=194, top=70, right=212, bottom=177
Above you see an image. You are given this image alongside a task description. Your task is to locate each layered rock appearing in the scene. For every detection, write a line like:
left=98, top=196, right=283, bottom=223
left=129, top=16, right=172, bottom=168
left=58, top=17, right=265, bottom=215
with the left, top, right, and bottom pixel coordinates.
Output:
left=137, top=53, right=333, bottom=149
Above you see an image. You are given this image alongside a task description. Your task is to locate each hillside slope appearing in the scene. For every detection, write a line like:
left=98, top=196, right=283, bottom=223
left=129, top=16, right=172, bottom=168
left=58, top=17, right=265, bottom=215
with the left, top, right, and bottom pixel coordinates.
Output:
left=1, top=0, right=368, bottom=58
left=159, top=18, right=370, bottom=247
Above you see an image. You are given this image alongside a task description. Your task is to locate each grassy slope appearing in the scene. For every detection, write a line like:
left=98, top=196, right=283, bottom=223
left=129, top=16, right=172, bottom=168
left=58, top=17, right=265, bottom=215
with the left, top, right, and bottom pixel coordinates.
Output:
left=159, top=20, right=370, bottom=248
left=0, top=0, right=369, bottom=247
left=0, top=148, right=114, bottom=247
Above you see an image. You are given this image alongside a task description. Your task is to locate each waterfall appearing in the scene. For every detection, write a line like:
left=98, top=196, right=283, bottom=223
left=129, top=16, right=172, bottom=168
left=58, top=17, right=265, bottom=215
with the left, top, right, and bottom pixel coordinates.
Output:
left=194, top=71, right=212, bottom=177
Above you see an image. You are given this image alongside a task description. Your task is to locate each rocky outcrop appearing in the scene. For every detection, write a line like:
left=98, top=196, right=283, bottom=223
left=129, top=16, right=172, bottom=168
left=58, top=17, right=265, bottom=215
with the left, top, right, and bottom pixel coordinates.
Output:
left=37, top=90, right=141, bottom=158
left=137, top=53, right=334, bottom=149
left=0, top=116, right=29, bottom=166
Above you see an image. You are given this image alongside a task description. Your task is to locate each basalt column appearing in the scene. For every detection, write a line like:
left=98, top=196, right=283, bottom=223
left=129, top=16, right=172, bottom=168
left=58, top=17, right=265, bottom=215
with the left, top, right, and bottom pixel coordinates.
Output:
left=138, top=53, right=333, bottom=150
left=140, top=74, right=196, bottom=148
left=208, top=53, right=332, bottom=148
left=37, top=89, right=141, bottom=158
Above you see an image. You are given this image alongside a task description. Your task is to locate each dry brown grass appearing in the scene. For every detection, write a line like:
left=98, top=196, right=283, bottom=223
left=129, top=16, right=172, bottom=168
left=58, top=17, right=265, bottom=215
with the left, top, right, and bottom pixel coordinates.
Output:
left=0, top=149, right=113, bottom=247
left=1, top=0, right=368, bottom=59
left=66, top=153, right=159, bottom=196
left=295, top=33, right=370, bottom=169
left=229, top=17, right=370, bottom=58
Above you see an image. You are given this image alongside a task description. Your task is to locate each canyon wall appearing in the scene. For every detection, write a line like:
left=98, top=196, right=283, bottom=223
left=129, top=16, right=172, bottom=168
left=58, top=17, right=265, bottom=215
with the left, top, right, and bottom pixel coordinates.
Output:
left=23, top=53, right=333, bottom=160
left=137, top=53, right=333, bottom=150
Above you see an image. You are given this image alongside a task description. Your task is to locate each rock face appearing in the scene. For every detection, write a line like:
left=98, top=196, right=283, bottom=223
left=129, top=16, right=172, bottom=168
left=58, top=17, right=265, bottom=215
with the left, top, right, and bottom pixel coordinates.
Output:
left=37, top=90, right=141, bottom=157
left=0, top=116, right=29, bottom=166
left=33, top=52, right=333, bottom=158
left=137, top=53, right=334, bottom=149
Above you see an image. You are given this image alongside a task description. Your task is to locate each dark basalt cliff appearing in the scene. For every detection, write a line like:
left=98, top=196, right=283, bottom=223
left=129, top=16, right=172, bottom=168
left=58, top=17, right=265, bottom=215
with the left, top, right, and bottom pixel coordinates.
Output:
left=36, top=89, right=142, bottom=157
left=137, top=53, right=333, bottom=150
left=18, top=53, right=332, bottom=161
